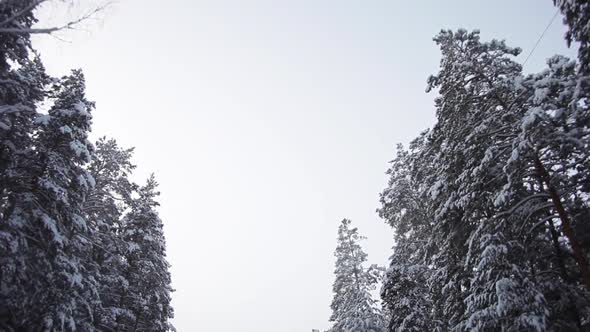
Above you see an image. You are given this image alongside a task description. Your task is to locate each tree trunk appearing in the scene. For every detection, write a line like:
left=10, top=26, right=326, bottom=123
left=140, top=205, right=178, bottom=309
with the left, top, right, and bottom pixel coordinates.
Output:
left=547, top=218, right=570, bottom=282
left=534, top=154, right=590, bottom=288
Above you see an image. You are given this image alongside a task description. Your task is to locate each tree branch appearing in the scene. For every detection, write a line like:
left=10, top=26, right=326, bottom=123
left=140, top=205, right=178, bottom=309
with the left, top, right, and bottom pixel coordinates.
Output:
left=0, top=2, right=109, bottom=35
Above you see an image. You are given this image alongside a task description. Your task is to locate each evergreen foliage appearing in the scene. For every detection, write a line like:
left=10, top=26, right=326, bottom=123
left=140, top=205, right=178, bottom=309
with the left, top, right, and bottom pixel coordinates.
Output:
left=329, top=219, right=385, bottom=332
left=377, top=8, right=590, bottom=331
left=0, top=2, right=174, bottom=331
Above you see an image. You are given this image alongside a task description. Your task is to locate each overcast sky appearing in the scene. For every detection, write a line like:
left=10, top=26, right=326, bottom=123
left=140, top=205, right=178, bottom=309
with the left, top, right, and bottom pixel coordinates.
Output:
left=32, top=1, right=577, bottom=331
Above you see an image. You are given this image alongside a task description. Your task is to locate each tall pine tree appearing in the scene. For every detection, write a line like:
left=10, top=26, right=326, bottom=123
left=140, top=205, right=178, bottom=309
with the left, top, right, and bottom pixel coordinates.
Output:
left=120, top=175, right=174, bottom=331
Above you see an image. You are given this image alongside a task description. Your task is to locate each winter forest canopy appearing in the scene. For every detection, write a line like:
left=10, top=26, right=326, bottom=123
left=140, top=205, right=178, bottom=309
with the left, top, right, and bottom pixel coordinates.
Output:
left=327, top=1, right=590, bottom=331
left=0, top=0, right=590, bottom=331
left=0, top=1, right=174, bottom=330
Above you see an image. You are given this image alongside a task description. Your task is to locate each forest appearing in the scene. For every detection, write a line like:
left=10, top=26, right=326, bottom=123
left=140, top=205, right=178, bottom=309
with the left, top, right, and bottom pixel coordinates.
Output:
left=1, top=0, right=590, bottom=332
left=326, top=1, right=590, bottom=332
left=0, top=1, right=174, bottom=331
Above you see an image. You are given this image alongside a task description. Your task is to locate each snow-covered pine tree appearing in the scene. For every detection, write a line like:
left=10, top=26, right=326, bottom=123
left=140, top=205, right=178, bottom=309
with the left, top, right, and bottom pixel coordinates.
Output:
left=421, top=29, right=531, bottom=330
left=377, top=29, right=590, bottom=331
left=35, top=69, right=98, bottom=330
left=553, top=0, right=590, bottom=74
left=1, top=69, right=99, bottom=330
left=0, top=28, right=50, bottom=332
left=378, top=134, right=436, bottom=332
left=120, top=175, right=174, bottom=331
left=497, top=54, right=590, bottom=330
left=0, top=0, right=36, bottom=71
left=84, top=137, right=138, bottom=330
left=0, top=2, right=176, bottom=330
left=0, top=4, right=100, bottom=329
left=329, top=219, right=385, bottom=332
left=0, top=55, right=48, bottom=193
left=463, top=214, right=550, bottom=331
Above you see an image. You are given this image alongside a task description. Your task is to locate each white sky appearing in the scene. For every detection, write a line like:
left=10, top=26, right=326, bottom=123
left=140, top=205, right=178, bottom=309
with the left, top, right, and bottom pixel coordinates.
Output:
left=33, top=1, right=576, bottom=331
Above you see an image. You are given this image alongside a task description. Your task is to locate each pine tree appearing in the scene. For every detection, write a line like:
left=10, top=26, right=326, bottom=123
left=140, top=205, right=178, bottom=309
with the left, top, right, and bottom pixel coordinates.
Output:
left=1, top=69, right=99, bottom=330
left=378, top=134, right=436, bottom=331
left=0, top=0, right=37, bottom=71
left=120, top=175, right=174, bottom=331
left=378, top=28, right=590, bottom=331
left=423, top=29, right=528, bottom=330
left=0, top=57, right=50, bottom=330
left=497, top=54, right=590, bottom=330
left=0, top=1, right=175, bottom=330
left=553, top=0, right=590, bottom=74
left=84, top=137, right=138, bottom=330
left=35, top=69, right=98, bottom=330
left=0, top=6, right=50, bottom=328
left=329, top=219, right=384, bottom=332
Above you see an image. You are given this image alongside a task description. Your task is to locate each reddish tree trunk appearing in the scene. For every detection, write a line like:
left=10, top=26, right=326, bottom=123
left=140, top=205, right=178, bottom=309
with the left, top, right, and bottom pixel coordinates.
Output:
left=534, top=154, right=590, bottom=288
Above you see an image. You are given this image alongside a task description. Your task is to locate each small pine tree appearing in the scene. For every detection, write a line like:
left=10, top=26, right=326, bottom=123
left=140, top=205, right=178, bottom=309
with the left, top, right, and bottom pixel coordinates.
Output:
left=329, top=219, right=384, bottom=332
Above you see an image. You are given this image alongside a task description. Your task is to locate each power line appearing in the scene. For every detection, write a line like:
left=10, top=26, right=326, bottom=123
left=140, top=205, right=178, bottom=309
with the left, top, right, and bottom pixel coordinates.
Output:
left=522, top=9, right=560, bottom=67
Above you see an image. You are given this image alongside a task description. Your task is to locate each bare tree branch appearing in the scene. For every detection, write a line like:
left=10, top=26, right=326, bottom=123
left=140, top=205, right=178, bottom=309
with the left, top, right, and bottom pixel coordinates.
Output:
left=0, top=1, right=111, bottom=35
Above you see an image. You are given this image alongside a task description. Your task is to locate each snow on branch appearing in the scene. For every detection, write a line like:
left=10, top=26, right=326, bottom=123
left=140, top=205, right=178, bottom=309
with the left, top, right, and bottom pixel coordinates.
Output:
left=496, top=193, right=551, bottom=218
left=0, top=103, right=35, bottom=114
